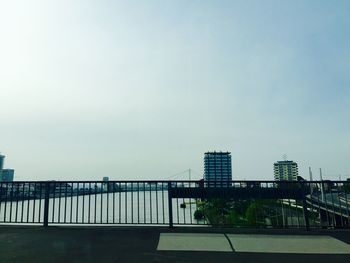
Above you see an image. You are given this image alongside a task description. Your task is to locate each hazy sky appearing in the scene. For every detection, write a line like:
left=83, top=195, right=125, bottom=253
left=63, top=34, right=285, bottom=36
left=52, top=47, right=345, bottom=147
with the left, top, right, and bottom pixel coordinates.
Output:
left=0, top=0, right=349, bottom=181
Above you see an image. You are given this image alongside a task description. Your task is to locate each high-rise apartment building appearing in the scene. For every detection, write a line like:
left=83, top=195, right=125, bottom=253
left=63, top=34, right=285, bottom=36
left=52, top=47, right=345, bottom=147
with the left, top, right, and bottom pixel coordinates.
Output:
left=273, top=160, right=298, bottom=181
left=204, top=151, right=232, bottom=187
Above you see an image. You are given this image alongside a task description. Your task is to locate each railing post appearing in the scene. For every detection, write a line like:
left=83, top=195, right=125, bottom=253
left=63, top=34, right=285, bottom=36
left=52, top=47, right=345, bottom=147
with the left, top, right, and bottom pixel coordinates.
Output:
left=168, top=181, right=173, bottom=228
left=301, top=182, right=310, bottom=231
left=43, top=182, right=50, bottom=227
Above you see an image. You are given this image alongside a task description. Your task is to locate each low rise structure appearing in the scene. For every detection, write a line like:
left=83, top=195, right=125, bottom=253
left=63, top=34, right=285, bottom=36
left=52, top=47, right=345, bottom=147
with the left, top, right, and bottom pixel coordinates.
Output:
left=0, top=154, right=14, bottom=182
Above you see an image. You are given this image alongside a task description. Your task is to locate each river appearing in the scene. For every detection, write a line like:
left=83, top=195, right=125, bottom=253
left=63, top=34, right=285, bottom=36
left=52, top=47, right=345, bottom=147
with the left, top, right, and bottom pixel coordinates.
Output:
left=0, top=191, right=203, bottom=225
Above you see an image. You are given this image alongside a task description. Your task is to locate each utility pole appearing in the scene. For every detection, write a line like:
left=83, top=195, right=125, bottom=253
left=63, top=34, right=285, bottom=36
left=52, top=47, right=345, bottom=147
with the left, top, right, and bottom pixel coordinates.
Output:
left=189, top=168, right=191, bottom=181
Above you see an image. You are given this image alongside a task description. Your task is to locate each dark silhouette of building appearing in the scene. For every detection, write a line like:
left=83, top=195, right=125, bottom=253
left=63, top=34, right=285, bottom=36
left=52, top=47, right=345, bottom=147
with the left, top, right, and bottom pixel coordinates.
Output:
left=204, top=151, right=232, bottom=187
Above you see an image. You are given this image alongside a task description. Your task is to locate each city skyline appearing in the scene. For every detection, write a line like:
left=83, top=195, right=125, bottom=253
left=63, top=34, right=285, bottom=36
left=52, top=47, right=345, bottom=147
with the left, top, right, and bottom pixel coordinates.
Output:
left=1, top=1, right=349, bottom=181
left=0, top=150, right=347, bottom=181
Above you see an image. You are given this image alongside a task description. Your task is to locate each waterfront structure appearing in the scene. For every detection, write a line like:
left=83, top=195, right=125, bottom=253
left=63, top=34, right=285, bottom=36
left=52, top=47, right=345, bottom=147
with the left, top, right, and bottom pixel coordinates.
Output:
left=0, top=154, right=14, bottom=181
left=273, top=160, right=298, bottom=181
left=204, top=151, right=232, bottom=187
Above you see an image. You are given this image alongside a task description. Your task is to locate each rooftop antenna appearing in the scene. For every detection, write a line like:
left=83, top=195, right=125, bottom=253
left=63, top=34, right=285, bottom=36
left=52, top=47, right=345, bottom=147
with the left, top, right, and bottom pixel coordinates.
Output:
left=283, top=154, right=288, bottom=161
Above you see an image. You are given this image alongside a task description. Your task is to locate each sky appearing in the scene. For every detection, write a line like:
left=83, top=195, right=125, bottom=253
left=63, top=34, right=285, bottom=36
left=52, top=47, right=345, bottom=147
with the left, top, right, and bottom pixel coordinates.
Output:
left=0, top=0, right=349, bottom=181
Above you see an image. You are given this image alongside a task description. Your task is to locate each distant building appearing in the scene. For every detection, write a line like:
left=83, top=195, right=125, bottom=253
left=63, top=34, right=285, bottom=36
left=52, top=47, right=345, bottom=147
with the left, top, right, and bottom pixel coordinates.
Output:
left=102, top=177, right=109, bottom=191
left=0, top=154, right=14, bottom=182
left=273, top=160, right=298, bottom=181
left=204, top=151, right=232, bottom=187
left=44, top=181, right=73, bottom=194
left=0, top=154, right=4, bottom=170
left=1, top=169, right=14, bottom=181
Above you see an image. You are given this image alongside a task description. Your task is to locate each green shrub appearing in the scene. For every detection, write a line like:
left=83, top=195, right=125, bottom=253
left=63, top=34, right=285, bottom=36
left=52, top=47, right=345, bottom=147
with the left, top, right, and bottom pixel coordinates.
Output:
left=225, top=210, right=240, bottom=225
left=194, top=209, right=205, bottom=220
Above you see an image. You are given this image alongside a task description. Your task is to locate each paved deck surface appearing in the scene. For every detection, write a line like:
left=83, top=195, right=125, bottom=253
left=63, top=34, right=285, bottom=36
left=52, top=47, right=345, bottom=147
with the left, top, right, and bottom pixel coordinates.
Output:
left=157, top=233, right=233, bottom=252
left=0, top=226, right=350, bottom=263
left=158, top=233, right=350, bottom=254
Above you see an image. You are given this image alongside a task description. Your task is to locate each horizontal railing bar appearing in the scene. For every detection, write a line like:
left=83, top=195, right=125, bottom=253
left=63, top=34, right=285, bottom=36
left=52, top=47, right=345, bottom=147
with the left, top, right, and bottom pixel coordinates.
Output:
left=1, top=180, right=349, bottom=183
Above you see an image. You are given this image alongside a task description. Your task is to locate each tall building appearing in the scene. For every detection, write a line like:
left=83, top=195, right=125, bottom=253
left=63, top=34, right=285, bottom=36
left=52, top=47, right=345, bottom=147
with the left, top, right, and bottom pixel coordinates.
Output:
left=204, top=151, right=232, bottom=187
left=273, top=160, right=298, bottom=181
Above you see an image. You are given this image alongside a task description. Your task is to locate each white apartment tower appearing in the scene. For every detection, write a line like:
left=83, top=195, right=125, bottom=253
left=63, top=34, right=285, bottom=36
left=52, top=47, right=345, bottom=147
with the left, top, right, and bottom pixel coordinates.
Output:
left=274, top=160, right=298, bottom=181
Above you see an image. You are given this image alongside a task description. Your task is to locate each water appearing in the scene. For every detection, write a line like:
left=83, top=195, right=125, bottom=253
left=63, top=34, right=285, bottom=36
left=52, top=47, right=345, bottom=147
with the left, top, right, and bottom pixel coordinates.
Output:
left=0, top=191, right=202, bottom=225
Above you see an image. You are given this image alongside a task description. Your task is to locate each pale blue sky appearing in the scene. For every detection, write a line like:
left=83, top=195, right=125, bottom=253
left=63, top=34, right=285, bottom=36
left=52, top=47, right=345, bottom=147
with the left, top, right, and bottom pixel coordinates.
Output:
left=0, top=0, right=349, bottom=181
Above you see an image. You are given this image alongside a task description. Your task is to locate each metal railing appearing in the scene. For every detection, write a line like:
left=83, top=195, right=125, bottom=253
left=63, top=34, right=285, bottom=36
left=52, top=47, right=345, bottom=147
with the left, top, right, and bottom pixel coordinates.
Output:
left=0, top=180, right=349, bottom=229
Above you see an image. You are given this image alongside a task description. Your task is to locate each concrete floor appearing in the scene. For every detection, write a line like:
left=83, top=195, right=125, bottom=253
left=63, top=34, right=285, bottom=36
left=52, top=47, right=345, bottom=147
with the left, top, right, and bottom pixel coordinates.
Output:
left=157, top=233, right=350, bottom=254
left=0, top=226, right=350, bottom=263
left=157, top=233, right=232, bottom=251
